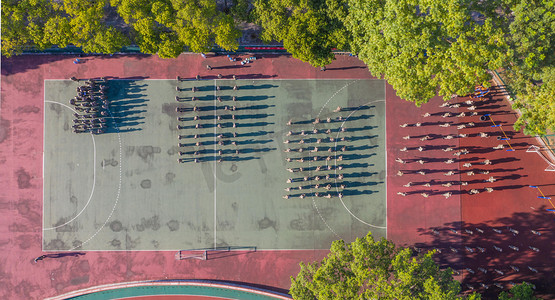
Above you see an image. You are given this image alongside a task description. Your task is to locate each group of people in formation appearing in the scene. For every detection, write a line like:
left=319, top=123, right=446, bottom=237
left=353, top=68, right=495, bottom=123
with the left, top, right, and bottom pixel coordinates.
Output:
left=69, top=78, right=110, bottom=134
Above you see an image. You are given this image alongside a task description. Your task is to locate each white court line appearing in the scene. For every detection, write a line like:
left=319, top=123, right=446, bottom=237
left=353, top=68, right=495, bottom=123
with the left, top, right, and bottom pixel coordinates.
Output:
left=333, top=100, right=387, bottom=229
left=384, top=79, right=388, bottom=238
left=43, top=100, right=97, bottom=231
left=43, top=80, right=123, bottom=249
left=213, top=79, right=218, bottom=249
left=42, top=80, right=46, bottom=249
left=306, top=80, right=361, bottom=238
left=68, top=106, right=123, bottom=251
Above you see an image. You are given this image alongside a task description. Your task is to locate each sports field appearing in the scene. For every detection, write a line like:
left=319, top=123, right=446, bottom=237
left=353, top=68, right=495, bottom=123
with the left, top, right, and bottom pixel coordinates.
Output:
left=3, top=53, right=554, bottom=299
left=43, top=79, right=386, bottom=251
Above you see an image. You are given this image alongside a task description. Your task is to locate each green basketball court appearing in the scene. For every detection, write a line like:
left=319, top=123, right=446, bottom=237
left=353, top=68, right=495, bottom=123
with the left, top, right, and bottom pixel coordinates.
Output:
left=43, top=79, right=386, bottom=251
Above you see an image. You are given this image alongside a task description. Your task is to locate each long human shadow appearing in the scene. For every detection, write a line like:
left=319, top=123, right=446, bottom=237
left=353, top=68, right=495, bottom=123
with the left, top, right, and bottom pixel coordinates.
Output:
left=239, top=130, right=274, bottom=138
left=232, top=95, right=275, bottom=102
left=346, top=145, right=379, bottom=152
left=186, top=146, right=276, bottom=162
left=235, top=139, right=273, bottom=146
left=463, top=146, right=499, bottom=154
left=177, top=100, right=277, bottom=163
left=341, top=180, right=382, bottom=188
left=341, top=162, right=374, bottom=169
left=107, top=80, right=147, bottom=133
left=292, top=114, right=373, bottom=125
left=235, top=113, right=274, bottom=120
left=349, top=135, right=379, bottom=142
left=177, top=85, right=214, bottom=92
left=236, top=104, right=275, bottom=111
left=414, top=207, right=555, bottom=298
left=45, top=252, right=86, bottom=258
left=342, top=189, right=379, bottom=196
left=341, top=105, right=375, bottom=111
left=344, top=125, right=378, bottom=132
left=233, top=84, right=279, bottom=90
left=176, top=96, right=213, bottom=102
left=186, top=104, right=275, bottom=112
left=235, top=121, right=274, bottom=128
left=341, top=171, right=380, bottom=178
left=342, top=153, right=376, bottom=161
left=111, top=109, right=147, bottom=118
left=210, top=64, right=249, bottom=70
left=218, top=73, right=277, bottom=79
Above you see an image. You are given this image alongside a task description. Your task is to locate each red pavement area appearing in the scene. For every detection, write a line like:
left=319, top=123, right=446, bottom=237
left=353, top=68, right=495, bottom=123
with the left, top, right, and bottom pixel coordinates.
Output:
left=386, top=85, right=555, bottom=298
left=1, top=52, right=554, bottom=299
left=0, top=53, right=369, bottom=299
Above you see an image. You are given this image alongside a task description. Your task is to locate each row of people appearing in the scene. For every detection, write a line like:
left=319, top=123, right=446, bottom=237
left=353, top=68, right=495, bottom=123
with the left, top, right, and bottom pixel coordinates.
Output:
left=69, top=78, right=110, bottom=134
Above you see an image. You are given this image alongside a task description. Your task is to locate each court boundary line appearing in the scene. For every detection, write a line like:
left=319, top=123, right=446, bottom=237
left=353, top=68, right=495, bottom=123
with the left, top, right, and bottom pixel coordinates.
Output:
left=384, top=79, right=388, bottom=238
left=42, top=80, right=124, bottom=251
left=333, top=99, right=387, bottom=229
left=42, top=80, right=45, bottom=247
left=42, top=100, right=98, bottom=231
left=67, top=107, right=124, bottom=251
left=306, top=79, right=388, bottom=238
left=307, top=80, right=360, bottom=238
left=42, top=78, right=385, bottom=251
left=213, top=79, right=218, bottom=249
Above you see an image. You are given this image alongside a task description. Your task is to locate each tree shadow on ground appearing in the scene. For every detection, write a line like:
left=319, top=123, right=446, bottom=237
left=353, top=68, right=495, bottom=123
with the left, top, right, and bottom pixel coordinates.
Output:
left=415, top=207, right=555, bottom=298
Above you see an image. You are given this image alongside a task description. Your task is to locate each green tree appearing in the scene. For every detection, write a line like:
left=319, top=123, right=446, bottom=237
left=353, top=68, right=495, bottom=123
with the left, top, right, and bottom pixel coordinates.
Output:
left=230, top=0, right=253, bottom=22
left=345, top=0, right=508, bottom=106
left=111, top=0, right=241, bottom=57
left=1, top=0, right=128, bottom=56
left=61, top=0, right=129, bottom=54
left=254, top=0, right=350, bottom=67
left=290, top=232, right=475, bottom=299
left=503, top=0, right=555, bottom=135
left=42, top=16, right=73, bottom=49
left=505, top=0, right=555, bottom=83
left=498, top=282, right=537, bottom=300
left=1, top=0, right=57, bottom=57
left=512, top=67, right=555, bottom=135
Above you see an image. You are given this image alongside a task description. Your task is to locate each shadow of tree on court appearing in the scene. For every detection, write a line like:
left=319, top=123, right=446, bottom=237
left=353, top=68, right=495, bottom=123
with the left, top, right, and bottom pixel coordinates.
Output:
left=1, top=55, right=69, bottom=76
left=415, top=207, right=555, bottom=298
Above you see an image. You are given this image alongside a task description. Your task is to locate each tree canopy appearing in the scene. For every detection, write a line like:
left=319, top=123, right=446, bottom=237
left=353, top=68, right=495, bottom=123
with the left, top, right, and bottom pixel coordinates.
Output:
left=290, top=232, right=537, bottom=300
left=504, top=0, right=555, bottom=135
left=512, top=67, right=555, bottom=135
left=252, top=0, right=554, bottom=135
left=498, top=281, right=538, bottom=300
left=1, top=0, right=241, bottom=58
left=2, top=0, right=554, bottom=135
left=290, top=232, right=474, bottom=300
left=2, top=0, right=59, bottom=55
left=345, top=0, right=507, bottom=106
left=1, top=0, right=129, bottom=56
left=253, top=0, right=350, bottom=67
left=110, top=0, right=241, bottom=57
